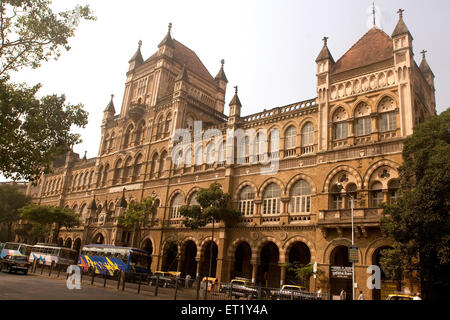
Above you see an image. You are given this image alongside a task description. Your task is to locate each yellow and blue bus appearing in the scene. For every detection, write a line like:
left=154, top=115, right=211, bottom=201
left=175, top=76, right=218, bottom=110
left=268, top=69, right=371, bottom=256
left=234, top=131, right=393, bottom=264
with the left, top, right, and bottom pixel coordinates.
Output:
left=78, top=244, right=152, bottom=278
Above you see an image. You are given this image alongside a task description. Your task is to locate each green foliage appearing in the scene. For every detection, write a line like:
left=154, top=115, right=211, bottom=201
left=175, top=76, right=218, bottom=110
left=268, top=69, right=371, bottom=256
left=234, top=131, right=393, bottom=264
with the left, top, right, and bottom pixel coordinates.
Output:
left=0, top=0, right=94, bottom=181
left=285, top=263, right=324, bottom=287
left=179, top=182, right=241, bottom=229
left=0, top=0, right=96, bottom=76
left=0, top=184, right=31, bottom=241
left=378, top=245, right=405, bottom=283
left=381, top=108, right=450, bottom=298
left=19, top=204, right=80, bottom=243
left=0, top=79, right=88, bottom=180
left=118, top=197, right=157, bottom=231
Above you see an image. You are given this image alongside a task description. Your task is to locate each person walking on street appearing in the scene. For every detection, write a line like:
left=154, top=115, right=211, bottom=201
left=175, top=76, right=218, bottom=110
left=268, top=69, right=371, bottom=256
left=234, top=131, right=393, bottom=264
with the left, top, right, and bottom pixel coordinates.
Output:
left=185, top=274, right=191, bottom=288
left=317, top=287, right=322, bottom=299
left=358, top=290, right=364, bottom=300
left=340, top=288, right=346, bottom=300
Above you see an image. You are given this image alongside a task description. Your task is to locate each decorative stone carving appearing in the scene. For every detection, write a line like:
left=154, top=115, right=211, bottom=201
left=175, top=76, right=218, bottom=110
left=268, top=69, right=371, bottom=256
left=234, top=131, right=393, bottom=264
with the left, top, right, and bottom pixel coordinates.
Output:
left=332, top=107, right=348, bottom=122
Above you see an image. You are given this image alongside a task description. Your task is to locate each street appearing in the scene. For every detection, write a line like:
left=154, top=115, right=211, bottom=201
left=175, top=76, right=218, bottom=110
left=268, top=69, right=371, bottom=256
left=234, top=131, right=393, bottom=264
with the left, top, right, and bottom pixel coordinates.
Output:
left=0, top=270, right=199, bottom=300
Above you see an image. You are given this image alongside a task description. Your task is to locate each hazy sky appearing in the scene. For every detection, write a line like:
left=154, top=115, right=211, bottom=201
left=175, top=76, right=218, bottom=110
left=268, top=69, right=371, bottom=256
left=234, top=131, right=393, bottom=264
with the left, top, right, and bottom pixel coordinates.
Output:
left=9, top=0, right=450, bottom=168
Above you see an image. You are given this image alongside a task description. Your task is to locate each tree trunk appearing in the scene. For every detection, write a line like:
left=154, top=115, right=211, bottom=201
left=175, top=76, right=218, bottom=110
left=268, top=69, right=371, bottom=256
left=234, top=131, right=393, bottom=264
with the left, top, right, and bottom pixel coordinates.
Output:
left=7, top=222, right=13, bottom=242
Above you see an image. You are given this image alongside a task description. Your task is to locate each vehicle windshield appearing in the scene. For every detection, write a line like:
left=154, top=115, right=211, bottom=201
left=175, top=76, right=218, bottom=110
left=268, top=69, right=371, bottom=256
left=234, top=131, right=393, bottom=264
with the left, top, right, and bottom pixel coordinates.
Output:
left=19, top=245, right=32, bottom=256
left=4, top=243, right=20, bottom=250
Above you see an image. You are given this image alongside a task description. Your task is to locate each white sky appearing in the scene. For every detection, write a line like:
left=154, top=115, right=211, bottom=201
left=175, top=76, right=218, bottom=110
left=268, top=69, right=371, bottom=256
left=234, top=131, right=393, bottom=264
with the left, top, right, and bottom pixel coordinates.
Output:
left=7, top=0, right=450, bottom=178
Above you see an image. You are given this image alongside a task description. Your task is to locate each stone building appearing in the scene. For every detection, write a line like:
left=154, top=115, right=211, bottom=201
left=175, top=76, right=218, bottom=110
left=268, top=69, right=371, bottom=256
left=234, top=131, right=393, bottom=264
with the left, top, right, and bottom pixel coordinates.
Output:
left=25, top=11, right=436, bottom=299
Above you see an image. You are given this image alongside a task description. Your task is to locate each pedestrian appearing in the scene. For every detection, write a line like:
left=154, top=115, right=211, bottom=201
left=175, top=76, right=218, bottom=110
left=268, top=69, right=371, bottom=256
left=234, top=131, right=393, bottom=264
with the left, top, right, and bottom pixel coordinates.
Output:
left=339, top=288, right=346, bottom=300
left=317, top=286, right=322, bottom=299
left=358, top=290, right=364, bottom=300
left=185, top=274, right=191, bottom=288
left=413, top=292, right=421, bottom=300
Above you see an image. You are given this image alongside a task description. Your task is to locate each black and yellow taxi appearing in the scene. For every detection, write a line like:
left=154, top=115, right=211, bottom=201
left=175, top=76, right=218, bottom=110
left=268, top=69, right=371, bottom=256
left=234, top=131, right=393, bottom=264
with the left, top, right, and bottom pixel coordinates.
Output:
left=0, top=254, right=30, bottom=274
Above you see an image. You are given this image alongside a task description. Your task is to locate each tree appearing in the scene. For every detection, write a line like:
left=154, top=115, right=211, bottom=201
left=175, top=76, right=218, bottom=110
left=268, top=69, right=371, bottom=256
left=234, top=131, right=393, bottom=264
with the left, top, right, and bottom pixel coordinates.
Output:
left=179, top=182, right=241, bottom=229
left=0, top=0, right=95, bottom=181
left=380, top=108, right=450, bottom=299
left=19, top=204, right=81, bottom=243
left=0, top=184, right=31, bottom=241
left=118, top=197, right=157, bottom=248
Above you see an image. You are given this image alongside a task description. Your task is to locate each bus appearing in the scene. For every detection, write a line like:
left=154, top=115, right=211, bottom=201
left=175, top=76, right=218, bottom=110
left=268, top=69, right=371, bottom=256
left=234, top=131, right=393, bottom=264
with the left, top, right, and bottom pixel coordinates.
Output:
left=0, top=242, right=33, bottom=259
left=28, top=243, right=78, bottom=266
left=78, top=244, right=152, bottom=278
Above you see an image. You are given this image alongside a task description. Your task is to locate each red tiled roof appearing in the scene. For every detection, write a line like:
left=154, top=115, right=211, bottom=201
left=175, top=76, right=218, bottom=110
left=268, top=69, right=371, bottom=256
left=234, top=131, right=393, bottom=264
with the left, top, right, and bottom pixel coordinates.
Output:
left=145, top=39, right=215, bottom=85
left=332, top=27, right=393, bottom=75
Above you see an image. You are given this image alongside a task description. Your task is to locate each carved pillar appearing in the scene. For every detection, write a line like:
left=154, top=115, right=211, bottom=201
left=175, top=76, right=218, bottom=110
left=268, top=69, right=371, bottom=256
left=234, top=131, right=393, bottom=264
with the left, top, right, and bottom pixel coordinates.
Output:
left=280, top=265, right=287, bottom=286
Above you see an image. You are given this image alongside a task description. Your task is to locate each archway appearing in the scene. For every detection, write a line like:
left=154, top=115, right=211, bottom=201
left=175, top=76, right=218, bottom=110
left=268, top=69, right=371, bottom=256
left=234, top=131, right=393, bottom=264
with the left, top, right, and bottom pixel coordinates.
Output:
left=233, top=242, right=252, bottom=280
left=199, top=241, right=218, bottom=279
left=161, top=241, right=178, bottom=272
left=181, top=241, right=197, bottom=278
left=73, top=238, right=82, bottom=254
left=64, top=238, right=72, bottom=249
left=257, top=242, right=280, bottom=288
left=372, top=246, right=397, bottom=300
left=93, top=233, right=104, bottom=245
left=286, top=242, right=311, bottom=286
left=142, top=238, right=153, bottom=254
left=329, top=245, right=352, bottom=300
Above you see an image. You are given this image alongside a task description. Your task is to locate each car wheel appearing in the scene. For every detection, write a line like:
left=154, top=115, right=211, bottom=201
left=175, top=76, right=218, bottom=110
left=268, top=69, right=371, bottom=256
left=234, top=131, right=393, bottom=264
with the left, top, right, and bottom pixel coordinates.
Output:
left=7, top=266, right=12, bottom=273
left=23, top=270, right=28, bottom=275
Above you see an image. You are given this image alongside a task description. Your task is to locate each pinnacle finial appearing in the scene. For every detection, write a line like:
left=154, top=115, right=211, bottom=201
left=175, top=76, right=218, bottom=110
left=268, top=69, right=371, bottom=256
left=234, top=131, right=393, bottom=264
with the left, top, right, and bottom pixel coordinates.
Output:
left=168, top=22, right=172, bottom=34
left=322, top=36, right=328, bottom=46
left=111, top=94, right=114, bottom=100
left=372, top=2, right=376, bottom=26
left=138, top=40, right=142, bottom=49
left=234, top=86, right=238, bottom=95
left=221, top=59, right=225, bottom=68
left=397, top=8, right=404, bottom=19
left=421, top=50, right=427, bottom=59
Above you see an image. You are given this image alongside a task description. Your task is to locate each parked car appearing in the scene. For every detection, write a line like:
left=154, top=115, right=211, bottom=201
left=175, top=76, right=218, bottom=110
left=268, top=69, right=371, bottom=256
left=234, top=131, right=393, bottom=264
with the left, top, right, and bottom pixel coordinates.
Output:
left=0, top=254, right=30, bottom=274
left=149, top=271, right=181, bottom=288
left=271, top=285, right=318, bottom=300
left=219, top=278, right=272, bottom=299
left=386, top=294, right=415, bottom=300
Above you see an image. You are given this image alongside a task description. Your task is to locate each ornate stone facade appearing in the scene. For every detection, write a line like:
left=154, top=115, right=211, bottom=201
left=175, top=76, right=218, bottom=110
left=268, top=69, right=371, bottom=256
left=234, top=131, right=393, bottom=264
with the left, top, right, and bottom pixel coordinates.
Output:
left=25, top=13, right=436, bottom=299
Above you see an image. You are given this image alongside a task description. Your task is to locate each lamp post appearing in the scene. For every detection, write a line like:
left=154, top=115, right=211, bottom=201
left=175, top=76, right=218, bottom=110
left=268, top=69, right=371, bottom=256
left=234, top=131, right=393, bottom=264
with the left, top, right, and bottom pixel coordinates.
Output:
left=204, top=216, right=215, bottom=300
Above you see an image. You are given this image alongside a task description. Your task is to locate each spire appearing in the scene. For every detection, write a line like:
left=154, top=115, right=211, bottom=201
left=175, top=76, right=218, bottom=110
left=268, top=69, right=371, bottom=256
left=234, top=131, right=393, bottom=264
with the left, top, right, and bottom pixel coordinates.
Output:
left=129, top=40, right=144, bottom=65
left=419, top=50, right=434, bottom=77
left=229, top=86, right=242, bottom=107
left=104, top=94, right=115, bottom=113
left=119, top=188, right=128, bottom=208
left=215, top=59, right=228, bottom=83
left=372, top=2, right=376, bottom=27
left=315, top=36, right=335, bottom=63
left=392, top=9, right=412, bottom=39
left=176, top=64, right=189, bottom=82
left=82, top=151, right=87, bottom=160
left=158, top=22, right=175, bottom=48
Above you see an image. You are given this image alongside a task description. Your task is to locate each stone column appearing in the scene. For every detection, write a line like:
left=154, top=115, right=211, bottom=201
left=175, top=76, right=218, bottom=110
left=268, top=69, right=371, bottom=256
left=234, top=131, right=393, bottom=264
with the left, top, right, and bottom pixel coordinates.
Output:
left=280, top=265, right=287, bottom=287
left=195, top=258, right=201, bottom=279
left=251, top=261, right=258, bottom=284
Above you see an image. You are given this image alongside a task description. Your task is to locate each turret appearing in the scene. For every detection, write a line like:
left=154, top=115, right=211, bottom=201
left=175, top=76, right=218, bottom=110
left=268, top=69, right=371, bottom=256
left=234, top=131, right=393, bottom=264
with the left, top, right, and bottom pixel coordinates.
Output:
left=214, top=59, right=228, bottom=113
left=158, top=23, right=175, bottom=58
left=128, top=40, right=144, bottom=72
left=419, top=50, right=435, bottom=90
left=228, top=86, right=242, bottom=126
left=102, top=94, right=115, bottom=124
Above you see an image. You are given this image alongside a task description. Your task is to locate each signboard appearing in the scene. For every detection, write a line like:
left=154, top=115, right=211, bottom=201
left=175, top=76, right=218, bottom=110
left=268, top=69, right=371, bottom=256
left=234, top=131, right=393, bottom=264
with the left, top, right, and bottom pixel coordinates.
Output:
left=349, top=245, right=359, bottom=263
left=330, top=266, right=353, bottom=279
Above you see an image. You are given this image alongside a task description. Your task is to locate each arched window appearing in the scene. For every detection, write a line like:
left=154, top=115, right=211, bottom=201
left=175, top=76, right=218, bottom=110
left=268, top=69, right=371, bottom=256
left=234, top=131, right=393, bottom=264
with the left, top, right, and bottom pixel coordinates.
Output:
left=170, top=194, right=183, bottom=219
left=290, top=180, right=311, bottom=214
left=102, top=133, right=109, bottom=154
left=135, top=121, right=145, bottom=145
left=165, top=113, right=172, bottom=138
left=159, top=151, right=168, bottom=176
left=301, top=122, right=314, bottom=154
left=330, top=184, right=343, bottom=209
left=188, top=192, right=199, bottom=206
left=371, top=181, right=384, bottom=207
left=388, top=179, right=401, bottom=204
left=333, top=107, right=349, bottom=140
left=378, top=97, right=397, bottom=132
left=150, top=153, right=159, bottom=177
left=345, top=183, right=358, bottom=208
left=109, top=132, right=115, bottom=150
left=262, top=183, right=281, bottom=215
left=83, top=172, right=89, bottom=187
left=156, top=115, right=164, bottom=139
left=123, top=157, right=133, bottom=182
left=89, top=171, right=94, bottom=187
left=206, top=143, right=216, bottom=169
left=113, top=159, right=123, bottom=185
left=239, top=186, right=255, bottom=216
left=133, top=154, right=144, bottom=181
left=354, top=102, right=371, bottom=137
left=285, top=126, right=297, bottom=157
left=123, top=124, right=134, bottom=148
left=72, top=175, right=78, bottom=190
left=102, top=164, right=109, bottom=186
left=194, top=147, right=203, bottom=171
left=255, top=131, right=267, bottom=161
left=97, top=166, right=103, bottom=186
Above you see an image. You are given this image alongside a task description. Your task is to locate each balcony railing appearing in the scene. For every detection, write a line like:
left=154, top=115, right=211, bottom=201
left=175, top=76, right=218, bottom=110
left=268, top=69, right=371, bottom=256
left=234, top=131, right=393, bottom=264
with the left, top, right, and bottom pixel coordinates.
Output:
left=318, top=208, right=383, bottom=225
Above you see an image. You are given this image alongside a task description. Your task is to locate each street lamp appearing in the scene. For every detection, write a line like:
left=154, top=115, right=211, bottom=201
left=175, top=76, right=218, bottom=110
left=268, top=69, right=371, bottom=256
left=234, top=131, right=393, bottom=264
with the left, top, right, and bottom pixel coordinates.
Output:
left=337, top=182, right=356, bottom=300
